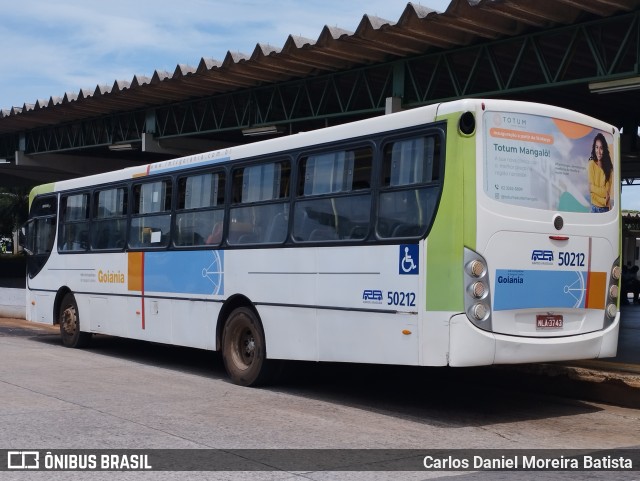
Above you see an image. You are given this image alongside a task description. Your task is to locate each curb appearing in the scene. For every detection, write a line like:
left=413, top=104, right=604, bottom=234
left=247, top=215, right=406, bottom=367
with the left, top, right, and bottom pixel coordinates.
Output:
left=502, top=362, right=640, bottom=409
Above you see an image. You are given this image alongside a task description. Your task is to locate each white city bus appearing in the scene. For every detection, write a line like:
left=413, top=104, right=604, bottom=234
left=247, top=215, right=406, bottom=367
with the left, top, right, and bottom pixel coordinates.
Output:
left=23, top=99, right=621, bottom=386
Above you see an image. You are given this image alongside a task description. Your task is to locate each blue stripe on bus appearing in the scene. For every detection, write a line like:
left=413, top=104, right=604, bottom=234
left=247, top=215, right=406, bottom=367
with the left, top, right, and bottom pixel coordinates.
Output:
left=144, top=250, right=224, bottom=296
left=493, top=269, right=587, bottom=310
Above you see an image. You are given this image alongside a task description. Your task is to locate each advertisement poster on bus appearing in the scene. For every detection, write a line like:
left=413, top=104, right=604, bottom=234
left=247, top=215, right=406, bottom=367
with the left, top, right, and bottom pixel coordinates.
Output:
left=483, top=111, right=615, bottom=213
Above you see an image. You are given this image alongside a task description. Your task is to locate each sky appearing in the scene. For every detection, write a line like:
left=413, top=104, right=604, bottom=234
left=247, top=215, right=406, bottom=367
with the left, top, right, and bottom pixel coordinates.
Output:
left=0, top=0, right=451, bottom=109
left=2, top=0, right=640, bottom=209
left=622, top=184, right=640, bottom=212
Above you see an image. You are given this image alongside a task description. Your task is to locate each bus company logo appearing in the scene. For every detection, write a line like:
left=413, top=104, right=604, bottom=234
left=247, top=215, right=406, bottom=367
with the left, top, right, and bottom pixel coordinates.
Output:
left=97, top=269, right=125, bottom=284
left=8, top=451, right=39, bottom=469
left=531, top=249, right=554, bottom=264
left=500, top=114, right=527, bottom=128
left=362, top=290, right=383, bottom=304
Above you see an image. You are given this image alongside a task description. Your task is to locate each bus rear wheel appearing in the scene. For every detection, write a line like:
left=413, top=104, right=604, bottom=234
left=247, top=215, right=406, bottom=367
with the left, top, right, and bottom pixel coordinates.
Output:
left=221, top=307, right=272, bottom=387
left=59, top=293, right=92, bottom=348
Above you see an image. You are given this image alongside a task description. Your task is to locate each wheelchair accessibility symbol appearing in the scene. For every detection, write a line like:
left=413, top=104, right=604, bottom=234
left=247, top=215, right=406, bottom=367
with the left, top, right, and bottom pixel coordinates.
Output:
left=399, top=244, right=419, bottom=275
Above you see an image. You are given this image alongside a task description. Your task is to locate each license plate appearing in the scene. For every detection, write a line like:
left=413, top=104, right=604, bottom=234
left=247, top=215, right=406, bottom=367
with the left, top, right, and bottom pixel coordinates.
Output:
left=536, top=314, right=563, bottom=329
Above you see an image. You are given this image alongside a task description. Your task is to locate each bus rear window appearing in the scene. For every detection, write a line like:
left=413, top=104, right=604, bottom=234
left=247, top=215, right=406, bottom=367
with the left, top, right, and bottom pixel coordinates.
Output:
left=483, top=111, right=616, bottom=213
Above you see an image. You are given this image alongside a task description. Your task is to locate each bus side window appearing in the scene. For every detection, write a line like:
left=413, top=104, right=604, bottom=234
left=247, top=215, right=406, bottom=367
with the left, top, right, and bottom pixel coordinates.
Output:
left=174, top=172, right=225, bottom=247
left=129, top=180, right=172, bottom=249
left=92, top=187, right=127, bottom=250
left=377, top=135, right=440, bottom=239
left=228, top=161, right=290, bottom=245
left=294, top=147, right=372, bottom=242
left=59, top=193, right=90, bottom=252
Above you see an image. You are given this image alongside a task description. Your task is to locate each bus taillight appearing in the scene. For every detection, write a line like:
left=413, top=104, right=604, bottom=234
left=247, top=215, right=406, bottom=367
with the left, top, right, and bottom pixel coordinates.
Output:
left=464, top=248, right=492, bottom=330
left=467, top=259, right=485, bottom=278
left=605, top=258, right=621, bottom=326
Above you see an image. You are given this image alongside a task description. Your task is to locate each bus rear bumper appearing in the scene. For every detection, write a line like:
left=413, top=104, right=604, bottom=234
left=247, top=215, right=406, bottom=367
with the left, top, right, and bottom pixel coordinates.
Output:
left=448, top=313, right=621, bottom=367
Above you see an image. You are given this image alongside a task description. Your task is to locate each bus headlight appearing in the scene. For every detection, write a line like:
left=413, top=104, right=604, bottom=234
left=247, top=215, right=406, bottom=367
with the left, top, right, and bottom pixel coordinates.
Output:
left=609, top=284, right=618, bottom=300
left=606, top=303, right=617, bottom=319
left=464, top=248, right=492, bottom=331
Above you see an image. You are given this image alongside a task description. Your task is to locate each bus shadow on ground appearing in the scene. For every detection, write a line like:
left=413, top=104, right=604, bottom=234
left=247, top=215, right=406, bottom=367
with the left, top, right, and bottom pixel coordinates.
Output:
left=28, top=332, right=605, bottom=428
left=271, top=361, right=606, bottom=428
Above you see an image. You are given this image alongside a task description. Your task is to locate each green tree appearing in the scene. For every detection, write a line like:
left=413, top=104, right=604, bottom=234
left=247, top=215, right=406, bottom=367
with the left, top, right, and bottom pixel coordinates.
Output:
left=0, top=187, right=29, bottom=238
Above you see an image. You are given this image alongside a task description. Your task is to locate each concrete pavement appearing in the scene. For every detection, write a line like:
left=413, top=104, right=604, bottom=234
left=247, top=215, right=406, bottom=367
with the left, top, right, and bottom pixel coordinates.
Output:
left=1, top=278, right=639, bottom=408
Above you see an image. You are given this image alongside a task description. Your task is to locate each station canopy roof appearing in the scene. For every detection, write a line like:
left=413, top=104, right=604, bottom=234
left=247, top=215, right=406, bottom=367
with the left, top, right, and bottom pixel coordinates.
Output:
left=1, top=0, right=640, bottom=188
left=2, top=0, right=638, bottom=134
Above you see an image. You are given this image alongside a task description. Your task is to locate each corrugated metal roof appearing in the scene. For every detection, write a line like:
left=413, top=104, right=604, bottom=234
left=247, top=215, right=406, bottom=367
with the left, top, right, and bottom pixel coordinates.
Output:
left=0, top=0, right=638, bottom=134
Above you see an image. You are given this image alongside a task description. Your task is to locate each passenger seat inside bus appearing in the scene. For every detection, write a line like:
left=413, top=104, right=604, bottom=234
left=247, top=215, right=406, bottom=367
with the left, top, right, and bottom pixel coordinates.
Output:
left=308, top=227, right=338, bottom=241
left=264, top=212, right=287, bottom=243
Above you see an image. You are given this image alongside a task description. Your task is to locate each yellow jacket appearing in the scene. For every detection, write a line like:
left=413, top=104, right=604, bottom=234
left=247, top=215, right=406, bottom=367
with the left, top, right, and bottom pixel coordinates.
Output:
left=588, top=160, right=612, bottom=208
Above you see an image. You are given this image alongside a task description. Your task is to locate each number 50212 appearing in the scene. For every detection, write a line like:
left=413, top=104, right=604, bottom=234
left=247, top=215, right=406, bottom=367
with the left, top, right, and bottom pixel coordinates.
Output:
left=558, top=252, right=585, bottom=267
left=387, top=291, right=416, bottom=306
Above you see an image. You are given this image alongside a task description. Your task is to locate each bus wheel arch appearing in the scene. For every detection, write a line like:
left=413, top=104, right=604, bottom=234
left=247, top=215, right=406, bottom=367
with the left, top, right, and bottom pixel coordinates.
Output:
left=57, top=289, right=92, bottom=348
left=216, top=295, right=256, bottom=350
left=217, top=295, right=274, bottom=386
left=53, top=287, right=74, bottom=326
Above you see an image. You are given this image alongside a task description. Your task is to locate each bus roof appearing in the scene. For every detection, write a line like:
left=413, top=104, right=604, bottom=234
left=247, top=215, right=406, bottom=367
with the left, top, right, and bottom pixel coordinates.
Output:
left=38, top=98, right=616, bottom=195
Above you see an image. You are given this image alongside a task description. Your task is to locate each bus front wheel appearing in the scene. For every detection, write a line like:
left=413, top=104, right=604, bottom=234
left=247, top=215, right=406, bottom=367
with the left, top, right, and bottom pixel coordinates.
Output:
left=59, top=293, right=92, bottom=348
left=221, top=307, right=272, bottom=386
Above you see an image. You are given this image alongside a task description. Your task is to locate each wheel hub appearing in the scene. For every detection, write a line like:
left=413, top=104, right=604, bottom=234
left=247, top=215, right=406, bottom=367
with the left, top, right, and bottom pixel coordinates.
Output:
left=242, top=331, right=255, bottom=360
left=62, top=307, right=77, bottom=335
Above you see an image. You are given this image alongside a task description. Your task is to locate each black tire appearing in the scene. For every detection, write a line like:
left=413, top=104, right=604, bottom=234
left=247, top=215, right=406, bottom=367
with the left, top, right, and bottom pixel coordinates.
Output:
left=59, top=292, right=92, bottom=348
left=221, top=307, right=274, bottom=386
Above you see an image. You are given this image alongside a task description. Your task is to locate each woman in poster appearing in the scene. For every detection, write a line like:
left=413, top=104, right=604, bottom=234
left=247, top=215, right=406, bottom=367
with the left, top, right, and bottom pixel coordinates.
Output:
left=587, top=132, right=613, bottom=212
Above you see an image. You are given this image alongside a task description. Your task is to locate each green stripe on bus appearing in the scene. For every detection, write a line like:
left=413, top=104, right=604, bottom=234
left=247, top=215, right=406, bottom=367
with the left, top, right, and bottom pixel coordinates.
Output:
left=426, top=112, right=477, bottom=312
left=28, top=183, right=56, bottom=208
